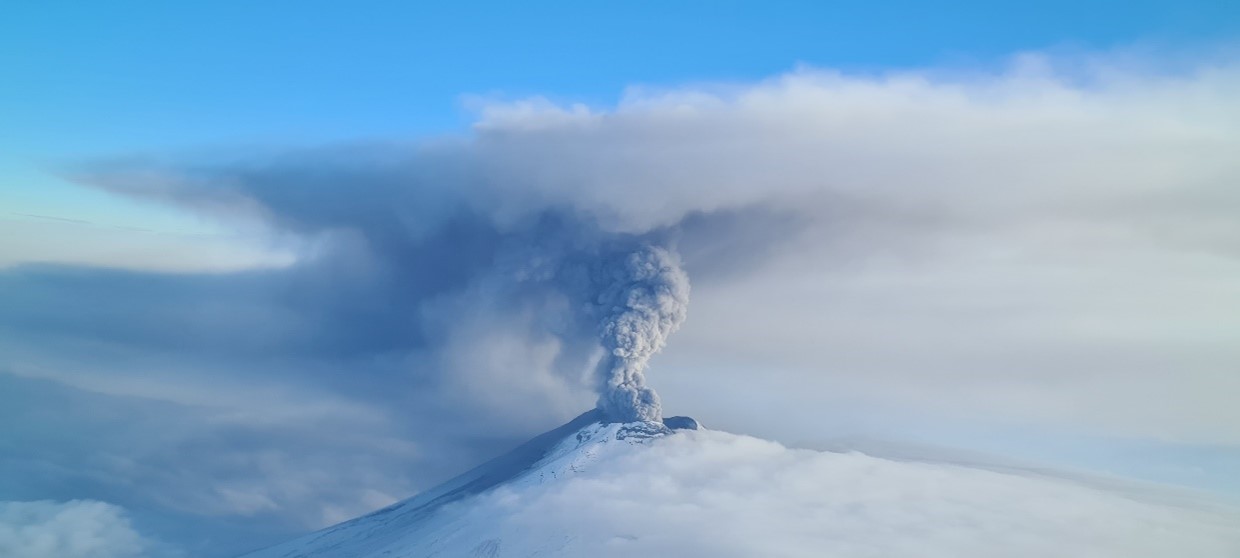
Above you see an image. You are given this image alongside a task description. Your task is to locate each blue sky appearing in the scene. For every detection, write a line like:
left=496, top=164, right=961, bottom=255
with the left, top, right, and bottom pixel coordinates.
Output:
left=3, top=2, right=1240, bottom=557
left=5, top=1, right=1237, bottom=146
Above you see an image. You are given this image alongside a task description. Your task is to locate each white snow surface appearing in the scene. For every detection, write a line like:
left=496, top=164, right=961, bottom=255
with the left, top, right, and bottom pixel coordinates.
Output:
left=241, top=414, right=1240, bottom=558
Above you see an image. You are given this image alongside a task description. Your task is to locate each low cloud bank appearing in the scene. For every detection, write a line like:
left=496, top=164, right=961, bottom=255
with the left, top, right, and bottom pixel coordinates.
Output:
left=0, top=500, right=166, bottom=558
left=454, top=430, right=1240, bottom=557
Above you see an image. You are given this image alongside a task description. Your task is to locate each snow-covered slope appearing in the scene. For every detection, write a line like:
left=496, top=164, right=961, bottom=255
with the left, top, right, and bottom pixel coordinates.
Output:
left=240, top=412, right=1240, bottom=558
left=239, top=411, right=691, bottom=558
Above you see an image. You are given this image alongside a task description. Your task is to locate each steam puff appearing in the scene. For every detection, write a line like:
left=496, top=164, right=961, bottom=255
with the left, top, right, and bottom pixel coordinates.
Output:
left=592, top=245, right=690, bottom=422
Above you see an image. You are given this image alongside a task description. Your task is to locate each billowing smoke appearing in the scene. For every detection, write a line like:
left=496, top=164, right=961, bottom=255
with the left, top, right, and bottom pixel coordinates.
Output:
left=64, top=150, right=703, bottom=425
left=590, top=245, right=690, bottom=422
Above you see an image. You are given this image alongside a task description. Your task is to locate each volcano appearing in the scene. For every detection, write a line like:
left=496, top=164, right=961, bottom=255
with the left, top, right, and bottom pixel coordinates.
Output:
left=240, top=411, right=1239, bottom=558
left=239, top=411, right=697, bottom=558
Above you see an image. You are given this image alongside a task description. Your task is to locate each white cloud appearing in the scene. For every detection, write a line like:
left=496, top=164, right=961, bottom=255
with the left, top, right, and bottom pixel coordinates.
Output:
left=457, top=430, right=1240, bottom=557
left=468, top=57, right=1240, bottom=235
left=0, top=500, right=161, bottom=558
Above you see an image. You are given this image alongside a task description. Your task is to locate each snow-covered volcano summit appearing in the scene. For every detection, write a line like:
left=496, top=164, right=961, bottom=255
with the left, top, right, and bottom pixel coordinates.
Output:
left=241, top=411, right=1239, bottom=558
left=239, top=411, right=697, bottom=558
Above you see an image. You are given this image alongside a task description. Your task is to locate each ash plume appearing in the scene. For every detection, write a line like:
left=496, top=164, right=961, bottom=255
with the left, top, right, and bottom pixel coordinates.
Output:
left=590, top=245, right=690, bottom=423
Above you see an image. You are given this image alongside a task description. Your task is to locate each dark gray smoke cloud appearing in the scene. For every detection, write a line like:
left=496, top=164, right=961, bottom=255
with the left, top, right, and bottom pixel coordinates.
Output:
left=58, top=149, right=718, bottom=426
left=590, top=245, right=689, bottom=422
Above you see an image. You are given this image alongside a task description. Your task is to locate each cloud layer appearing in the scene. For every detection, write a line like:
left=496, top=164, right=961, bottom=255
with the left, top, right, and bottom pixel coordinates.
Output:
left=62, top=53, right=1240, bottom=441
left=470, top=430, right=1240, bottom=557
left=254, top=427, right=1240, bottom=558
